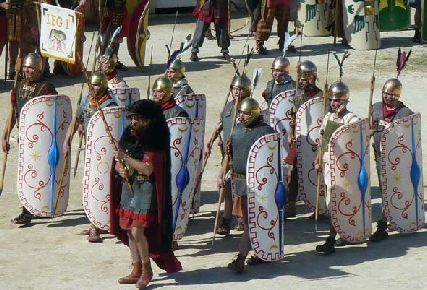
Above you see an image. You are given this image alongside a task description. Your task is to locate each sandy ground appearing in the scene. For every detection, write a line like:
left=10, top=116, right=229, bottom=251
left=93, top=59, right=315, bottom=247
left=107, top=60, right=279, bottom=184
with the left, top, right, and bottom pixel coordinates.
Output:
left=0, top=12, right=427, bottom=290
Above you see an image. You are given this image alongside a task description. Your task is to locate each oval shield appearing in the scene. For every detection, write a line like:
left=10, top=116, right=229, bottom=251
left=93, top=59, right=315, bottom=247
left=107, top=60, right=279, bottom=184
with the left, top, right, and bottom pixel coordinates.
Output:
left=83, top=106, right=127, bottom=230
left=18, top=95, right=72, bottom=217
left=247, top=133, right=287, bottom=261
left=110, top=87, right=140, bottom=107
left=176, top=94, right=206, bottom=214
left=168, top=117, right=205, bottom=240
left=298, top=1, right=331, bottom=36
left=381, top=113, right=424, bottom=233
left=296, top=96, right=327, bottom=214
left=175, top=94, right=206, bottom=120
left=329, top=118, right=372, bottom=243
left=378, top=0, right=410, bottom=31
left=127, top=0, right=150, bottom=69
left=344, top=0, right=381, bottom=50
left=269, top=89, right=297, bottom=137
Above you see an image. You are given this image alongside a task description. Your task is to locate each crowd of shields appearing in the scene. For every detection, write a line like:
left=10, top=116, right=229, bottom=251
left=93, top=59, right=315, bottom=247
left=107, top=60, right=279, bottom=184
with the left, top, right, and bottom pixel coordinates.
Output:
left=0, top=0, right=425, bottom=289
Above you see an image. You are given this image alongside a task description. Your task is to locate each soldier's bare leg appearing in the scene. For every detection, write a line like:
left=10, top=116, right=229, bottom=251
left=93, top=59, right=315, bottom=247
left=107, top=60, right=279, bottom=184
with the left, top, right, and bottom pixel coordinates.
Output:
left=118, top=231, right=142, bottom=284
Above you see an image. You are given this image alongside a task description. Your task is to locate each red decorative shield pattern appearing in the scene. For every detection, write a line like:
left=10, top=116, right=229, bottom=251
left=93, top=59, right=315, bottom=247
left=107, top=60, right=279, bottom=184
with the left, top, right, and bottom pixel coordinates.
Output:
left=381, top=113, right=424, bottom=233
left=18, top=95, right=72, bottom=217
left=329, top=118, right=372, bottom=243
left=168, top=117, right=205, bottom=240
left=176, top=94, right=206, bottom=214
left=83, top=107, right=127, bottom=230
left=247, top=133, right=287, bottom=261
left=296, top=96, right=327, bottom=214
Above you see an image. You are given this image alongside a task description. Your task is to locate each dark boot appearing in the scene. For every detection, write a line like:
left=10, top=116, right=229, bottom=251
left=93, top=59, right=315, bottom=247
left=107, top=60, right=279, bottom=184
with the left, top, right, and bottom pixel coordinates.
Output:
left=216, top=218, right=231, bottom=235
left=413, top=29, right=421, bottom=43
left=11, top=207, right=33, bottom=226
left=136, top=261, right=153, bottom=289
left=316, top=237, right=336, bottom=255
left=227, top=253, right=246, bottom=273
left=256, top=41, right=268, bottom=55
left=118, top=261, right=142, bottom=284
left=284, top=202, right=296, bottom=218
left=190, top=52, right=199, bottom=62
left=370, top=220, right=389, bottom=242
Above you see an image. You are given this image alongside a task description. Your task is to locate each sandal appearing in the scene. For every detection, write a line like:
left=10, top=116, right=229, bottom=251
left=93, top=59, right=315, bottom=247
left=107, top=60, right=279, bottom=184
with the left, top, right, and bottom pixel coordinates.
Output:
left=11, top=207, right=33, bottom=226
left=227, top=254, right=246, bottom=273
left=216, top=218, right=231, bottom=236
left=88, top=227, right=102, bottom=243
left=171, top=241, right=179, bottom=251
left=246, top=255, right=267, bottom=266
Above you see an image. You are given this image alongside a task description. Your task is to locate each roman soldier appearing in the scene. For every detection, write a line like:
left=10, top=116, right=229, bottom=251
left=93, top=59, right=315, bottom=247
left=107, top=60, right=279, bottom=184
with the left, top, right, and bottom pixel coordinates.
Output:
left=370, top=78, right=414, bottom=242
left=165, top=58, right=194, bottom=100
left=111, top=100, right=182, bottom=288
left=225, top=98, right=275, bottom=273
left=205, top=74, right=252, bottom=236
left=98, top=46, right=128, bottom=89
left=63, top=72, right=117, bottom=243
left=2, top=53, right=57, bottom=225
left=314, top=81, right=360, bottom=255
left=151, top=76, right=189, bottom=120
left=284, top=60, right=323, bottom=218
left=262, top=56, right=296, bottom=107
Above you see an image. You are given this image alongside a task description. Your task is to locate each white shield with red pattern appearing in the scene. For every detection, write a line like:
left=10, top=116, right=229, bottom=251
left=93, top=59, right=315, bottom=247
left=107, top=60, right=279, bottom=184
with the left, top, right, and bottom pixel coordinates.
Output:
left=83, top=106, right=127, bottom=230
left=176, top=94, right=206, bottom=214
left=168, top=117, right=204, bottom=240
left=329, top=118, right=372, bottom=243
left=18, top=95, right=72, bottom=217
left=296, top=96, right=327, bottom=214
left=110, top=87, right=140, bottom=107
left=381, top=113, right=424, bottom=233
left=247, top=133, right=287, bottom=261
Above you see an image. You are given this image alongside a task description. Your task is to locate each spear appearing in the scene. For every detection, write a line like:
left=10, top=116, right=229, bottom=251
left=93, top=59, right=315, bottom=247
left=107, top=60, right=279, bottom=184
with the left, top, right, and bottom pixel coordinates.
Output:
left=367, top=50, right=378, bottom=129
left=72, top=31, right=97, bottom=178
left=94, top=98, right=134, bottom=196
left=0, top=53, right=22, bottom=195
left=315, top=51, right=330, bottom=230
left=274, top=134, right=287, bottom=255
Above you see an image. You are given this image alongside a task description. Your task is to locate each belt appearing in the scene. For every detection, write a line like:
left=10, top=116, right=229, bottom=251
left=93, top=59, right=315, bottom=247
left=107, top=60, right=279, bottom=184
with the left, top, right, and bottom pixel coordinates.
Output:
left=232, top=172, right=246, bottom=179
left=132, top=174, right=150, bottom=183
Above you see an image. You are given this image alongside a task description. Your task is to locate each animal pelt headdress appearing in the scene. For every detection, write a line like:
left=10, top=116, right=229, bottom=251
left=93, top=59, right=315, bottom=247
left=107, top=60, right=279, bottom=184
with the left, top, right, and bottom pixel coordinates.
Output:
left=119, top=100, right=170, bottom=158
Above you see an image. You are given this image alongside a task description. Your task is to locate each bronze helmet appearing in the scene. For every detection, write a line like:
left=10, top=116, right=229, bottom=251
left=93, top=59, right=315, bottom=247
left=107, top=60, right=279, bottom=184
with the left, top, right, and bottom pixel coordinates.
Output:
left=23, top=53, right=43, bottom=71
left=271, top=56, right=290, bottom=73
left=152, top=76, right=174, bottom=102
left=328, top=81, right=350, bottom=102
left=382, top=78, right=402, bottom=99
left=238, top=98, right=261, bottom=127
left=298, top=60, right=317, bottom=85
left=168, top=58, right=186, bottom=82
left=90, top=72, right=108, bottom=90
left=98, top=46, right=118, bottom=75
left=230, top=75, right=251, bottom=99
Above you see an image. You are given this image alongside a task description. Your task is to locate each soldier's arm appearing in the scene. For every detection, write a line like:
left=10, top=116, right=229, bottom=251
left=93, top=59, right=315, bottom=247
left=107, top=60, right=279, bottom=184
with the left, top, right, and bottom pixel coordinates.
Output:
left=205, top=121, right=222, bottom=156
